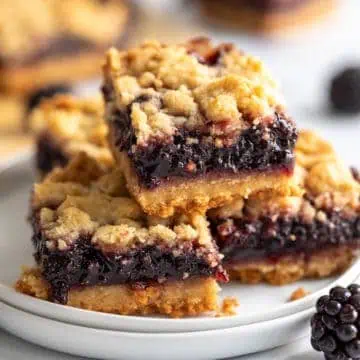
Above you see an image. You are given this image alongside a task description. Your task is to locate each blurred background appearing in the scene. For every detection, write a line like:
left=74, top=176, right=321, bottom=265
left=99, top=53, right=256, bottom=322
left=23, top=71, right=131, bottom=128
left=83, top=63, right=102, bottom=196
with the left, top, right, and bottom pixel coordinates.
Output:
left=0, top=0, right=359, bottom=165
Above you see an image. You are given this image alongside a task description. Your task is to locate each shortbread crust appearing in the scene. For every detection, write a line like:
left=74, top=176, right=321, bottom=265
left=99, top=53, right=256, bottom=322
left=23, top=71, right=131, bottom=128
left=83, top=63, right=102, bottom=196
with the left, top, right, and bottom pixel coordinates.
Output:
left=16, top=268, right=220, bottom=317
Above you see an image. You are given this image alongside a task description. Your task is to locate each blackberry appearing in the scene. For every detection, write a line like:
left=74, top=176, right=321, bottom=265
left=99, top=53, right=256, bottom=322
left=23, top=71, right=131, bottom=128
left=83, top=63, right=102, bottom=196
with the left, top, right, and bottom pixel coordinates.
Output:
left=27, top=84, right=72, bottom=112
left=311, top=284, right=360, bottom=359
left=330, top=67, right=360, bottom=114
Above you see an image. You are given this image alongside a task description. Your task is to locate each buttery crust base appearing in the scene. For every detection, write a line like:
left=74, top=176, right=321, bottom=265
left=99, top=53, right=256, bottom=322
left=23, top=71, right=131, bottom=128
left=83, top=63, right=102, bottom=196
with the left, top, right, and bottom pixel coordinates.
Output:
left=117, top=149, right=300, bottom=217
left=15, top=268, right=220, bottom=318
left=227, top=246, right=356, bottom=285
left=199, top=0, right=336, bottom=35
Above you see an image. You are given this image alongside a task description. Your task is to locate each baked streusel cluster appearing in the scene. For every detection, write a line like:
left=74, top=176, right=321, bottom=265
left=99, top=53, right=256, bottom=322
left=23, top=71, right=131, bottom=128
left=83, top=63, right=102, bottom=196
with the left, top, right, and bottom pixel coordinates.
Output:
left=30, top=95, right=114, bottom=174
left=104, top=38, right=285, bottom=147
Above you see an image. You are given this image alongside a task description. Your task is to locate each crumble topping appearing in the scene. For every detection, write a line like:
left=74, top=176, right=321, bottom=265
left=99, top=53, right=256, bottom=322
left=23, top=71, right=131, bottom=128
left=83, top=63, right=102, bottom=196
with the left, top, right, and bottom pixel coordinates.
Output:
left=208, top=199, right=244, bottom=219
left=30, top=95, right=114, bottom=168
left=55, top=0, right=129, bottom=45
left=210, top=130, right=360, bottom=220
left=295, top=130, right=336, bottom=169
left=94, top=168, right=129, bottom=197
left=306, top=160, right=360, bottom=195
left=34, top=154, right=215, bottom=252
left=45, top=152, right=128, bottom=197
left=41, top=207, right=97, bottom=251
left=245, top=194, right=303, bottom=219
left=289, top=287, right=310, bottom=302
left=45, top=152, right=108, bottom=186
left=216, top=297, right=239, bottom=317
left=0, top=0, right=129, bottom=63
left=103, top=38, right=286, bottom=146
left=33, top=182, right=89, bottom=210
left=58, top=194, right=143, bottom=225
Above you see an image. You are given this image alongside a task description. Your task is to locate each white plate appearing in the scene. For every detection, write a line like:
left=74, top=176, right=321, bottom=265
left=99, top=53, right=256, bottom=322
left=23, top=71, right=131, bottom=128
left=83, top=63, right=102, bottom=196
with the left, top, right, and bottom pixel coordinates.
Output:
left=0, top=157, right=360, bottom=333
left=0, top=301, right=313, bottom=360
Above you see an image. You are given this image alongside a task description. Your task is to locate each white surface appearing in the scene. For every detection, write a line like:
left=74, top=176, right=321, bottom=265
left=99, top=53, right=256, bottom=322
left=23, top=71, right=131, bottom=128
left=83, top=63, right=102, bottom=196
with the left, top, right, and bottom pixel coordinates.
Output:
left=0, top=301, right=315, bottom=360
left=1, top=157, right=360, bottom=335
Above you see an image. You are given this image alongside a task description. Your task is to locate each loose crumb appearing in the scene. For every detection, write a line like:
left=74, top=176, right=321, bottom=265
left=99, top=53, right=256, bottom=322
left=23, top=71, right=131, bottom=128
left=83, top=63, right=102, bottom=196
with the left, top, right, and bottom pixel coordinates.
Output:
left=216, top=297, right=239, bottom=317
left=289, top=287, right=310, bottom=302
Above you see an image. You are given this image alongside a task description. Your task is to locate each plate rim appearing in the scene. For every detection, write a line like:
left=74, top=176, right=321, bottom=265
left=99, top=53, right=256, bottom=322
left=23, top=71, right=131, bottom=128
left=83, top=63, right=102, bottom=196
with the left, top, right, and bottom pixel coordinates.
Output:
left=0, top=154, right=359, bottom=333
left=0, top=300, right=312, bottom=360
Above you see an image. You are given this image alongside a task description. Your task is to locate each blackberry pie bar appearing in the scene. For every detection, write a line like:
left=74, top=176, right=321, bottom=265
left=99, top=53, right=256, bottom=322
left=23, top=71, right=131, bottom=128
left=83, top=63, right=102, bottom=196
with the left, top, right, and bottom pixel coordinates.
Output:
left=16, top=154, right=227, bottom=317
left=30, top=95, right=113, bottom=176
left=0, top=0, right=132, bottom=95
left=199, top=0, right=336, bottom=35
left=103, top=38, right=299, bottom=217
left=210, top=131, right=360, bottom=285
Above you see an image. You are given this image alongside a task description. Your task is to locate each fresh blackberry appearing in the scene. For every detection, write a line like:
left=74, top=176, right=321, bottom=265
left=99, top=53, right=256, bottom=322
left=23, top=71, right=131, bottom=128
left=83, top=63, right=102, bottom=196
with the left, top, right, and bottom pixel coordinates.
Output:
left=27, top=84, right=72, bottom=112
left=311, top=284, right=360, bottom=359
left=351, top=168, right=360, bottom=184
left=330, top=67, right=360, bottom=114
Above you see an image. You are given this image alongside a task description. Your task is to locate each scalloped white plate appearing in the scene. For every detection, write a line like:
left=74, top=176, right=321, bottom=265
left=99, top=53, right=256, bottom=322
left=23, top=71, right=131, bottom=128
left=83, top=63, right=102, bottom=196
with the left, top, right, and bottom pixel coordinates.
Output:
left=0, top=156, right=359, bottom=333
left=0, top=300, right=314, bottom=360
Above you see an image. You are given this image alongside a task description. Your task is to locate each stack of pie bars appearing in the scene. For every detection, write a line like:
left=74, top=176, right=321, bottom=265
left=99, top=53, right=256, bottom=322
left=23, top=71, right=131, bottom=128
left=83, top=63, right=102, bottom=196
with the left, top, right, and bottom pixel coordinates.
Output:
left=16, top=38, right=360, bottom=318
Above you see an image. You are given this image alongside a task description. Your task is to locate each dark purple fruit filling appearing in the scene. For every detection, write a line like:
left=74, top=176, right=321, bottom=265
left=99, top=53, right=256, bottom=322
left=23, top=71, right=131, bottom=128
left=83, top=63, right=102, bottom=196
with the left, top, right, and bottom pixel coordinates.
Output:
left=27, top=84, right=72, bottom=113
left=206, top=0, right=311, bottom=12
left=0, top=35, right=99, bottom=68
left=36, top=133, right=69, bottom=175
left=311, top=284, right=360, bottom=359
left=245, top=0, right=310, bottom=11
left=32, top=220, right=226, bottom=304
left=211, top=210, right=360, bottom=264
left=186, top=39, right=234, bottom=67
left=108, top=99, right=297, bottom=189
left=351, top=167, right=360, bottom=184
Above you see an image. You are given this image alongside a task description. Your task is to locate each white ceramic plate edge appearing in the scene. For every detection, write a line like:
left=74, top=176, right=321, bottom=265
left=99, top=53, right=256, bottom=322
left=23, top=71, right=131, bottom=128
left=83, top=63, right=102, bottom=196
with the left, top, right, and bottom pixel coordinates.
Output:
left=1, top=260, right=360, bottom=333
left=0, top=300, right=313, bottom=360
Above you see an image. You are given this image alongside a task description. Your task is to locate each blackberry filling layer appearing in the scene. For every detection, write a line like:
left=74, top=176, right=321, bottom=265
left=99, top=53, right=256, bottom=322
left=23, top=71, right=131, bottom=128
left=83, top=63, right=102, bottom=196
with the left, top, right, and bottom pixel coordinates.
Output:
left=207, top=130, right=360, bottom=284
left=211, top=209, right=360, bottom=264
left=32, top=225, right=223, bottom=304
left=110, top=105, right=297, bottom=189
left=205, top=0, right=311, bottom=12
left=36, top=133, right=69, bottom=175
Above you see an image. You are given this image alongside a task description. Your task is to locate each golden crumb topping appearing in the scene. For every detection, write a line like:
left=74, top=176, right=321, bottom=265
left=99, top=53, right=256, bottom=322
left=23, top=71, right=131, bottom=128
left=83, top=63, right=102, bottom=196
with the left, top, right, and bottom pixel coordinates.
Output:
left=33, top=153, right=214, bottom=252
left=295, top=130, right=337, bottom=169
left=33, top=182, right=89, bottom=210
left=211, top=130, right=360, bottom=219
left=44, top=152, right=108, bottom=186
left=103, top=38, right=286, bottom=146
left=41, top=207, right=98, bottom=251
left=0, top=0, right=129, bottom=62
left=289, top=287, right=310, bottom=302
left=30, top=95, right=114, bottom=168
